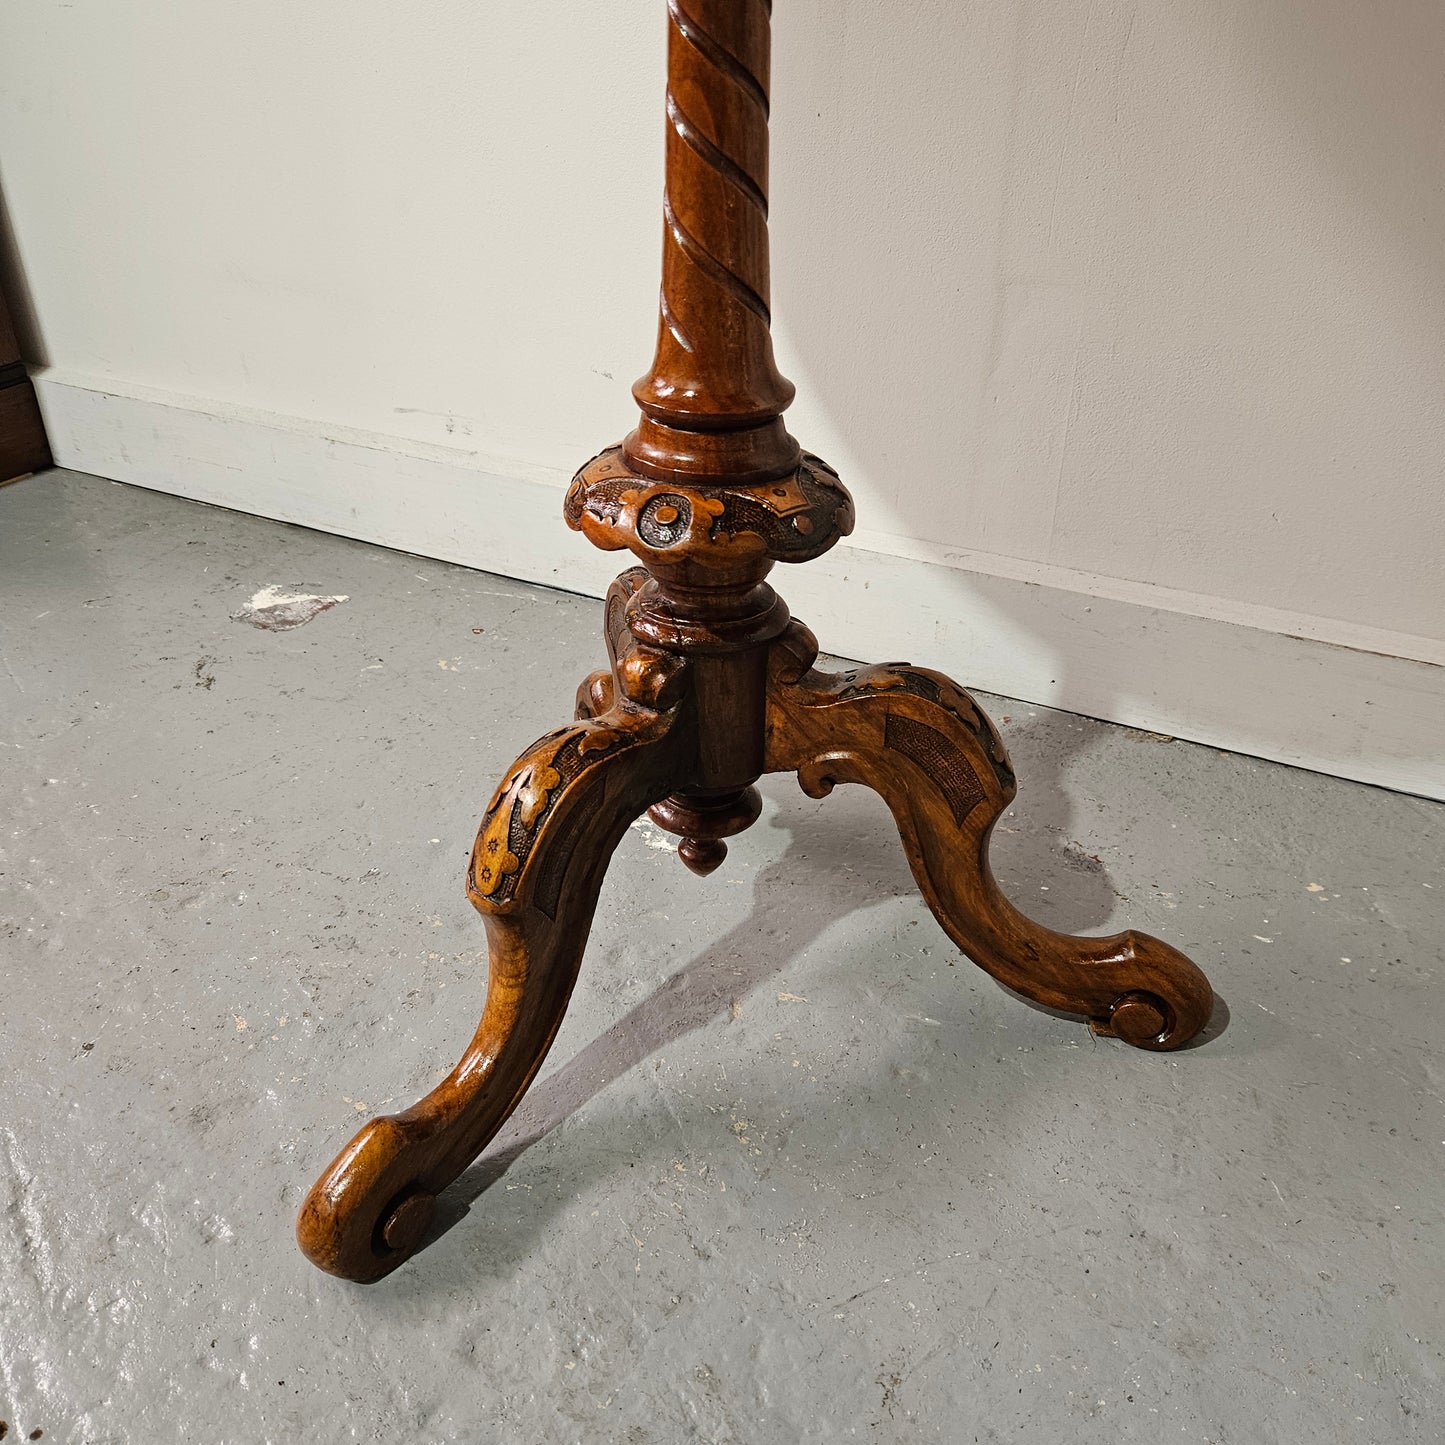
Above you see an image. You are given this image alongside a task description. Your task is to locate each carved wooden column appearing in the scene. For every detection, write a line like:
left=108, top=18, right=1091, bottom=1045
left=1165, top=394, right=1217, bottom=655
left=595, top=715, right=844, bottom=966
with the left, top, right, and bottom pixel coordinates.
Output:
left=626, top=0, right=798, bottom=485
left=566, top=0, right=853, bottom=878
left=296, top=0, right=1215, bottom=1283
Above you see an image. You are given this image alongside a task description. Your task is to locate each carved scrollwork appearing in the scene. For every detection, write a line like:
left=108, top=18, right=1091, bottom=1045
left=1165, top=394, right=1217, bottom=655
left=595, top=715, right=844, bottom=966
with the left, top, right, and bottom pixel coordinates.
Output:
left=763, top=641, right=1214, bottom=1053
left=469, top=703, right=675, bottom=912
left=471, top=565, right=695, bottom=912
left=827, top=664, right=1016, bottom=793
left=302, top=632, right=689, bottom=1284
left=564, top=445, right=855, bottom=572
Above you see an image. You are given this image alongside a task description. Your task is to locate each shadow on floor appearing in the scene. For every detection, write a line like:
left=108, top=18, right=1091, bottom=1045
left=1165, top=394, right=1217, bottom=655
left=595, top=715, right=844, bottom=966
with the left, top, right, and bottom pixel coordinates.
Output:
left=420, top=747, right=1228, bottom=1268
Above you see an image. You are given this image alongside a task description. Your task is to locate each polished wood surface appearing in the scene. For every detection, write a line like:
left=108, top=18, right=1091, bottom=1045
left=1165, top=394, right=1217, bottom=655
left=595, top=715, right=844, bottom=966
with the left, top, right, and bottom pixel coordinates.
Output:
left=298, top=0, right=1214, bottom=1282
left=626, top=0, right=798, bottom=483
left=0, top=282, right=50, bottom=484
left=764, top=621, right=1211, bottom=1050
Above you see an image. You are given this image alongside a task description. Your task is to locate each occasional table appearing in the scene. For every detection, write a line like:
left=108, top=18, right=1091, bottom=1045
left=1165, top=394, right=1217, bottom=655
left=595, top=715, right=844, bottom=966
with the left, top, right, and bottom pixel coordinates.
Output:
left=298, top=0, right=1214, bottom=1282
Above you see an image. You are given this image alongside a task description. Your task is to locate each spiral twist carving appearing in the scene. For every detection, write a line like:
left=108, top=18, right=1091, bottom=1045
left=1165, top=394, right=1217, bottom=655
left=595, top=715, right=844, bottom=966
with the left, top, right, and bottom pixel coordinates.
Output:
left=628, top=0, right=799, bottom=482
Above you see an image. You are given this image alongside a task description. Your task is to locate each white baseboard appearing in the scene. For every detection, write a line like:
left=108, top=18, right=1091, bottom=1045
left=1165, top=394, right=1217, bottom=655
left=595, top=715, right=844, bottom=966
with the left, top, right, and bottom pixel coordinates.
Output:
left=33, top=372, right=1444, bottom=801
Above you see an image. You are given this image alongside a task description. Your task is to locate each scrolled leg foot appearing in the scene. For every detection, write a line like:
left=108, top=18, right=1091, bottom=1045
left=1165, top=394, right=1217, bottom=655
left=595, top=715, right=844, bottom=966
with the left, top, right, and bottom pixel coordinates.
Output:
left=1095, top=989, right=1168, bottom=1048
left=765, top=625, right=1213, bottom=1051
left=1085, top=936, right=1213, bottom=1050
left=379, top=1189, right=436, bottom=1254
left=297, top=1115, right=445, bottom=1282
left=297, top=660, right=686, bottom=1281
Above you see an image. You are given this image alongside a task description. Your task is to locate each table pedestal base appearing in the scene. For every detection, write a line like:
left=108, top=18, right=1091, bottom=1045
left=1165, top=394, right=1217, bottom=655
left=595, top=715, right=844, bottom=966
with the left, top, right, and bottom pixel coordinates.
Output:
left=297, top=0, right=1213, bottom=1283
left=297, top=568, right=1212, bottom=1283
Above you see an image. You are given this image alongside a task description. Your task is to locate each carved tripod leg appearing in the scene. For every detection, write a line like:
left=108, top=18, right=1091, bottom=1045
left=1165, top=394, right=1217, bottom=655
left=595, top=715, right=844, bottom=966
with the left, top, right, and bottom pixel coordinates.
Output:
left=297, top=680, right=684, bottom=1282
left=764, top=625, right=1214, bottom=1050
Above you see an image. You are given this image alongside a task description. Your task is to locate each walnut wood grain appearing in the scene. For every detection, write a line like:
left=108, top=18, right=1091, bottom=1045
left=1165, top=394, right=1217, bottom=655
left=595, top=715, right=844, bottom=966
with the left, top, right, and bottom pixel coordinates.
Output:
left=297, top=666, right=687, bottom=1281
left=764, top=623, right=1214, bottom=1049
left=0, top=284, right=50, bottom=484
left=297, top=0, right=1214, bottom=1281
left=626, top=0, right=799, bottom=484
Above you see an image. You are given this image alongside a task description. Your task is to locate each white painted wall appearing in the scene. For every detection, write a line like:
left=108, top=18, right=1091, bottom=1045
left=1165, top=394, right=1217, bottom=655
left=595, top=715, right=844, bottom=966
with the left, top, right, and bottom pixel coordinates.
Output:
left=2, top=1, right=1442, bottom=794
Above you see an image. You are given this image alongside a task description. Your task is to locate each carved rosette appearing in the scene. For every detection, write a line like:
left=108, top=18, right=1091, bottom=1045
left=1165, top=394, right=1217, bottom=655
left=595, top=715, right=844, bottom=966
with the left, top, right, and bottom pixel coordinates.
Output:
left=564, top=443, right=855, bottom=576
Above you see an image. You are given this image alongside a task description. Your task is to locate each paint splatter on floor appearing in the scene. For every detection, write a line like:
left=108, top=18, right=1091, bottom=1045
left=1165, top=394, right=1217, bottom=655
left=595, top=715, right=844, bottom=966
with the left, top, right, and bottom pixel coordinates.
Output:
left=232, top=584, right=349, bottom=631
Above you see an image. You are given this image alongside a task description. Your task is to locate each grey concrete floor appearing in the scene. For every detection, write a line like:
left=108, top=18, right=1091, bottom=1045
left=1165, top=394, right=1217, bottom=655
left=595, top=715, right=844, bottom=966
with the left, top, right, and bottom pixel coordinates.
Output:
left=2, top=470, right=1441, bottom=1444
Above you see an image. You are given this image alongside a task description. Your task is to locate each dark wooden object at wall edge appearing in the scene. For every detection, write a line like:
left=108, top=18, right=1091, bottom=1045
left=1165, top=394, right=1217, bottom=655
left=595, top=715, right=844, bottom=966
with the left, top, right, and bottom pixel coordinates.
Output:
left=0, top=278, right=51, bottom=485
left=298, top=0, right=1214, bottom=1282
